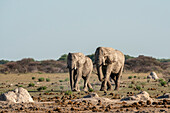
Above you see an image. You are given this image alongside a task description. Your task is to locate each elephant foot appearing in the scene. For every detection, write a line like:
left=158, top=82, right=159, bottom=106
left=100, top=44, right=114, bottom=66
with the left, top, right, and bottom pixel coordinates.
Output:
left=114, top=87, right=119, bottom=91
left=100, top=87, right=107, bottom=91
left=107, top=88, right=112, bottom=91
left=72, top=88, right=80, bottom=92
left=83, top=88, right=88, bottom=92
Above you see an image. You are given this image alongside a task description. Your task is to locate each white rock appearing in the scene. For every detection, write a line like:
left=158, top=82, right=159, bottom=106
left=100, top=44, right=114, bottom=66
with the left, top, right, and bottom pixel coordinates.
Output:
left=121, top=91, right=152, bottom=101
left=147, top=71, right=159, bottom=80
left=83, top=93, right=99, bottom=98
left=150, top=71, right=159, bottom=80
left=147, top=75, right=152, bottom=79
left=0, top=87, right=34, bottom=103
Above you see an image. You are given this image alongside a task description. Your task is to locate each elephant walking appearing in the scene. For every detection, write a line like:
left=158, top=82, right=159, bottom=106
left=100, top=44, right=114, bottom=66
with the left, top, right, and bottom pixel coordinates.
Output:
left=94, top=47, right=125, bottom=91
left=67, top=53, right=93, bottom=91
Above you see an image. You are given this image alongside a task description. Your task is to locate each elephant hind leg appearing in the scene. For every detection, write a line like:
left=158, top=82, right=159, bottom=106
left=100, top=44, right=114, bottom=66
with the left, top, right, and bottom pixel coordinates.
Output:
left=114, top=66, right=124, bottom=90
left=107, top=80, right=112, bottom=91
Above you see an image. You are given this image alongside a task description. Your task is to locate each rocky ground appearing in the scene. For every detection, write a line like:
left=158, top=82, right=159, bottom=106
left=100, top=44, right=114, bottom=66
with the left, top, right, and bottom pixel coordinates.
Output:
left=0, top=91, right=170, bottom=113
left=0, top=73, right=169, bottom=112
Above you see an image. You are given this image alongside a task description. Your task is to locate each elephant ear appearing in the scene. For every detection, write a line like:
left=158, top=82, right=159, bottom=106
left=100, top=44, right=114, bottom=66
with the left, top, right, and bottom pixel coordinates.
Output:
left=67, top=53, right=71, bottom=68
left=77, top=53, right=86, bottom=65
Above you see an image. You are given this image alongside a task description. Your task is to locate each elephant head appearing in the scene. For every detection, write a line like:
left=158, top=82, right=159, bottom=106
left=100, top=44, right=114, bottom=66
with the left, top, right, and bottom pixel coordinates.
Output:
left=95, top=47, right=117, bottom=81
left=67, top=53, right=86, bottom=90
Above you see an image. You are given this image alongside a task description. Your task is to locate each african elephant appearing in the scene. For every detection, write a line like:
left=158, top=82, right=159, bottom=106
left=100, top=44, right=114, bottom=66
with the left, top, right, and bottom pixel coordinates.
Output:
left=94, top=47, right=125, bottom=91
left=67, top=53, right=93, bottom=91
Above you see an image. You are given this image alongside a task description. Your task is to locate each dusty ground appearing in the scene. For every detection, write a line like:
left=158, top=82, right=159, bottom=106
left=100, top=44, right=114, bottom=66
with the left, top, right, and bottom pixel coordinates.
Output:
left=0, top=72, right=169, bottom=112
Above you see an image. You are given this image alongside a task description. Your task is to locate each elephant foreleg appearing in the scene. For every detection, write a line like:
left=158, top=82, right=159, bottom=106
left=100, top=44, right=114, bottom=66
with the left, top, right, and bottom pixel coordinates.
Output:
left=100, top=64, right=112, bottom=91
left=69, top=69, right=74, bottom=90
left=83, top=73, right=92, bottom=91
left=73, top=68, right=82, bottom=91
left=87, top=82, right=92, bottom=89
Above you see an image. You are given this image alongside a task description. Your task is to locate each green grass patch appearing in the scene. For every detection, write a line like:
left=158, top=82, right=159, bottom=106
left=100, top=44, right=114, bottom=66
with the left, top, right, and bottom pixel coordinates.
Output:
left=46, top=78, right=50, bottom=82
left=28, top=83, right=35, bottom=87
left=37, top=86, right=47, bottom=91
left=38, top=77, right=45, bottom=82
left=128, top=76, right=133, bottom=79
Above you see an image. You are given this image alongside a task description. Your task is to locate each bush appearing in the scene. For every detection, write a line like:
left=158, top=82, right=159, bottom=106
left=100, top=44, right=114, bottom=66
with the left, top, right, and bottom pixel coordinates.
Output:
left=160, top=81, right=167, bottom=86
left=80, top=86, right=84, bottom=90
left=59, top=80, right=64, bottom=82
left=65, top=90, right=72, bottom=95
left=144, top=77, right=146, bottom=79
left=38, top=72, right=43, bottom=74
left=131, top=81, right=135, bottom=84
left=38, top=77, right=45, bottom=82
left=128, top=84, right=133, bottom=88
left=46, top=78, right=50, bottom=82
left=28, top=83, right=35, bottom=87
left=134, top=76, right=137, bottom=78
left=18, top=85, right=23, bottom=87
left=159, top=78, right=164, bottom=82
left=128, top=76, right=133, bottom=79
left=60, top=86, right=64, bottom=90
left=32, top=77, right=36, bottom=80
left=136, top=85, right=141, bottom=90
left=65, top=78, right=69, bottom=82
left=88, top=88, right=93, bottom=92
left=141, top=82, right=146, bottom=86
left=147, top=79, right=150, bottom=83
left=37, top=86, right=47, bottom=91
left=138, top=77, right=140, bottom=79
left=58, top=54, right=68, bottom=62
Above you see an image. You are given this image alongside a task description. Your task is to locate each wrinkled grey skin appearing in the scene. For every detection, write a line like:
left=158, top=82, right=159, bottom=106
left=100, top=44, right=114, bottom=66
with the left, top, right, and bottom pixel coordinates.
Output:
left=67, top=53, right=93, bottom=91
left=95, top=47, right=125, bottom=91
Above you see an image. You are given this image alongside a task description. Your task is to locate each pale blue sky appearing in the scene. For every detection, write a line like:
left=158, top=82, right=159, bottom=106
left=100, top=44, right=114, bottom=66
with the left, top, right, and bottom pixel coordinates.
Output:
left=0, top=0, right=170, bottom=60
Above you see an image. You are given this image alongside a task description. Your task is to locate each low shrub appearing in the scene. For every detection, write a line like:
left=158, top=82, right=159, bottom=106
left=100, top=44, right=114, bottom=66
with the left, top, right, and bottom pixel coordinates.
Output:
left=18, top=85, right=23, bottom=87
left=65, top=90, right=72, bottom=95
left=32, top=77, right=36, bottom=80
left=160, top=81, right=167, bottom=86
left=37, top=86, right=47, bottom=91
left=131, top=81, right=135, bottom=84
left=80, top=86, right=84, bottom=90
left=65, top=78, right=69, bottom=82
left=46, top=78, right=50, bottom=82
left=88, top=88, right=93, bottom=92
left=28, top=83, right=35, bottom=87
left=38, top=77, right=45, bottom=82
left=141, top=82, right=146, bottom=86
left=128, top=76, right=133, bottom=79
left=59, top=80, right=64, bottom=82
left=159, top=78, right=164, bottom=82
left=38, top=72, right=43, bottom=74
left=144, top=77, right=146, bottom=79
left=136, top=85, right=141, bottom=90
left=60, top=86, right=64, bottom=90
left=128, top=84, right=133, bottom=88
left=134, top=76, right=137, bottom=78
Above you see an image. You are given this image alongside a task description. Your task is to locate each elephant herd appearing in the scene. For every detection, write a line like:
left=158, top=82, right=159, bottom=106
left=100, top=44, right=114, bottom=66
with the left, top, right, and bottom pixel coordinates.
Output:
left=67, top=47, right=125, bottom=92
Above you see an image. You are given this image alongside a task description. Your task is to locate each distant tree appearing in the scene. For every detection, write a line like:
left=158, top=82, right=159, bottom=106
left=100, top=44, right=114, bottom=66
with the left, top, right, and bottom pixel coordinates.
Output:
left=87, top=54, right=95, bottom=62
left=0, top=60, right=9, bottom=64
left=58, top=54, right=68, bottom=62
left=157, top=58, right=170, bottom=62
left=124, top=55, right=135, bottom=61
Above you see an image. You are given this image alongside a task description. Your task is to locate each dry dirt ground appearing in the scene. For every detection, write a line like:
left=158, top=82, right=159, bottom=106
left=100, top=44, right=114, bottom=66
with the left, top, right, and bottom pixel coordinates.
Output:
left=0, top=72, right=169, bottom=112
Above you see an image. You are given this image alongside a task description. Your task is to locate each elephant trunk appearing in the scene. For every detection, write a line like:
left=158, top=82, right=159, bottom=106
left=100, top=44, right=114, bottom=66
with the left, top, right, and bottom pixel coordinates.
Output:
left=97, top=65, right=103, bottom=82
left=69, top=69, right=74, bottom=90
